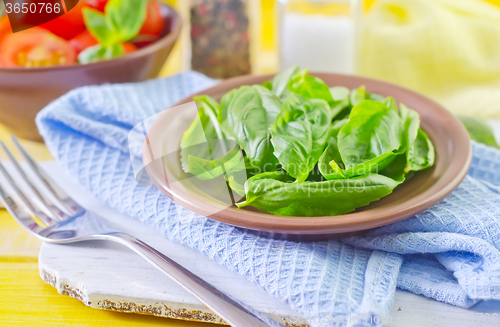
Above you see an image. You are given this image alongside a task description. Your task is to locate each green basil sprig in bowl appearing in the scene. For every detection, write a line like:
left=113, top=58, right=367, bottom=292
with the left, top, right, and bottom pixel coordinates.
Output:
left=179, top=66, right=435, bottom=217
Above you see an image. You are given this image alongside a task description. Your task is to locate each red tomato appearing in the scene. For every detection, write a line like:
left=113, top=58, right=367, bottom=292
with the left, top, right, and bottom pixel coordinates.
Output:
left=86, top=0, right=108, bottom=12
left=39, top=1, right=87, bottom=40
left=0, top=17, right=13, bottom=66
left=0, top=16, right=13, bottom=44
left=69, top=30, right=98, bottom=54
left=0, top=16, right=13, bottom=34
left=122, top=42, right=137, bottom=54
left=0, top=28, right=76, bottom=67
left=139, top=1, right=164, bottom=37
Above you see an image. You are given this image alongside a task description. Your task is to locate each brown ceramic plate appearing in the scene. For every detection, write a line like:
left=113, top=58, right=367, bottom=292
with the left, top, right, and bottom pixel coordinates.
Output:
left=144, top=73, right=471, bottom=240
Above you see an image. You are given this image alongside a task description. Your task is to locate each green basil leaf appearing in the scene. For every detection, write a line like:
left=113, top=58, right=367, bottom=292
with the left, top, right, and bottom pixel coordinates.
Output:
left=398, top=103, right=435, bottom=172
left=318, top=118, right=348, bottom=177
left=219, top=88, right=238, bottom=125
left=338, top=100, right=401, bottom=169
left=238, top=173, right=401, bottom=216
left=376, top=102, right=424, bottom=182
left=242, top=170, right=295, bottom=194
left=379, top=153, right=409, bottom=183
left=262, top=80, right=272, bottom=92
left=384, top=96, right=399, bottom=112
left=330, top=86, right=350, bottom=102
left=188, top=145, right=246, bottom=180
left=325, top=152, right=397, bottom=180
left=271, top=94, right=331, bottom=182
left=77, top=44, right=125, bottom=64
left=265, top=65, right=300, bottom=98
left=287, top=69, right=335, bottom=105
left=350, top=85, right=369, bottom=107
left=350, top=85, right=385, bottom=106
left=459, top=116, right=500, bottom=149
left=370, top=93, right=386, bottom=102
left=82, top=8, right=117, bottom=47
left=105, top=0, right=148, bottom=42
left=180, top=95, right=226, bottom=173
left=329, top=86, right=351, bottom=120
left=227, top=174, right=247, bottom=197
left=399, top=102, right=420, bottom=158
left=221, top=85, right=282, bottom=171
left=407, top=128, right=435, bottom=172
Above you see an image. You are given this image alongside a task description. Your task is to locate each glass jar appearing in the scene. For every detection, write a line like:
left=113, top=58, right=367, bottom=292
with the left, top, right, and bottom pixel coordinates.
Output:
left=278, top=0, right=362, bottom=74
left=189, top=0, right=252, bottom=79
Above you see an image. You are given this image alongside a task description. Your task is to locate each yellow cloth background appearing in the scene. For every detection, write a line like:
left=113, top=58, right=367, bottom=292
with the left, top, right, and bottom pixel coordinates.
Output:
left=359, top=0, right=500, bottom=117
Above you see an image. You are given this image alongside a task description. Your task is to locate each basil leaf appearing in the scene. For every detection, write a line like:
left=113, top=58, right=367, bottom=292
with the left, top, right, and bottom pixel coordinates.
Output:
left=459, top=116, right=500, bottom=149
left=106, top=0, right=148, bottom=42
left=330, top=86, right=350, bottom=102
left=329, top=86, right=351, bottom=120
left=238, top=173, right=401, bottom=217
left=375, top=102, right=434, bottom=180
left=398, top=103, right=435, bottom=172
left=407, top=128, right=435, bottom=172
left=180, top=96, right=226, bottom=173
left=350, top=85, right=369, bottom=107
left=350, top=85, right=385, bottom=106
left=271, top=94, right=331, bottom=182
left=78, top=44, right=125, bottom=64
left=399, top=103, right=420, bottom=162
left=318, top=118, right=348, bottom=177
left=221, top=85, right=282, bottom=171
left=265, top=65, right=300, bottom=98
left=326, top=152, right=397, bottom=180
left=227, top=174, right=246, bottom=197
left=320, top=114, right=397, bottom=180
left=219, top=88, right=238, bottom=125
left=188, top=145, right=246, bottom=180
left=338, top=100, right=401, bottom=169
left=83, top=0, right=147, bottom=50
left=379, top=153, right=409, bottom=183
left=82, top=8, right=117, bottom=47
left=287, top=69, right=335, bottom=105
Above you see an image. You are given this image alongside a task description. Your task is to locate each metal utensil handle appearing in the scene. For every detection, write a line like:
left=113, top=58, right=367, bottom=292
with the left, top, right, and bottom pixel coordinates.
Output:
left=103, top=232, right=283, bottom=327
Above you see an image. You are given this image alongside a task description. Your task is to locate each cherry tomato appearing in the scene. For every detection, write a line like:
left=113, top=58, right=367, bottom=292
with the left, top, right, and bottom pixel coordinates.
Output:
left=0, top=17, right=13, bottom=66
left=122, top=42, right=137, bottom=54
left=139, top=1, right=164, bottom=37
left=69, top=30, right=98, bottom=54
left=0, top=28, right=76, bottom=67
left=39, top=1, right=87, bottom=40
left=86, top=0, right=108, bottom=12
left=0, top=16, right=13, bottom=44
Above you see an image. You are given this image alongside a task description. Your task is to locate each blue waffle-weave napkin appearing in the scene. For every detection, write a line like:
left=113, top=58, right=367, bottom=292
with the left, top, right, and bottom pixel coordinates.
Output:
left=36, top=72, right=500, bottom=326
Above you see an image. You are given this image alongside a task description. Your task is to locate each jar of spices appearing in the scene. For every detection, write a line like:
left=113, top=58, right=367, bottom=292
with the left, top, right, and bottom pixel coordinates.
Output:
left=190, top=0, right=252, bottom=79
left=278, top=0, right=362, bottom=74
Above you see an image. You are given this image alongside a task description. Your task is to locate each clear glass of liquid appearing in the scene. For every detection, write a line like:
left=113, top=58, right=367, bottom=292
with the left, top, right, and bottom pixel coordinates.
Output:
left=278, top=0, right=362, bottom=74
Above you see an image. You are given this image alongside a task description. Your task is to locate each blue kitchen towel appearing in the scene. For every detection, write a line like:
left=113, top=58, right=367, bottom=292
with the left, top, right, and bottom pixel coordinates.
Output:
left=36, top=72, right=500, bottom=326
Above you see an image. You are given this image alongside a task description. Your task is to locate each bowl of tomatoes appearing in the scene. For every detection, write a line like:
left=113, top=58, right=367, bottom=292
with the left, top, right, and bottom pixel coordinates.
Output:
left=0, top=0, right=181, bottom=141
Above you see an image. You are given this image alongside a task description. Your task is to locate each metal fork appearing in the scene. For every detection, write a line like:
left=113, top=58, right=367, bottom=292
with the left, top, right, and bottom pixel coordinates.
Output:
left=0, top=136, right=284, bottom=327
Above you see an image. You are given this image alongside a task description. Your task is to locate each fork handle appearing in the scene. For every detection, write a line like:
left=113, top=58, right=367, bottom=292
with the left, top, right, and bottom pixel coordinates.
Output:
left=101, top=232, right=284, bottom=327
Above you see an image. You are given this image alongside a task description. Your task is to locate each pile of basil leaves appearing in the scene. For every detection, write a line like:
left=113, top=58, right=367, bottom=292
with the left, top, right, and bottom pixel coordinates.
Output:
left=180, top=66, right=435, bottom=217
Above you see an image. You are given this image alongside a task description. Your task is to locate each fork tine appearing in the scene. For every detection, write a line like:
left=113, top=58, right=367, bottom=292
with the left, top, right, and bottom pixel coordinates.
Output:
left=0, top=179, right=46, bottom=235
left=11, top=136, right=81, bottom=216
left=0, top=141, right=65, bottom=221
left=0, top=160, right=56, bottom=227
